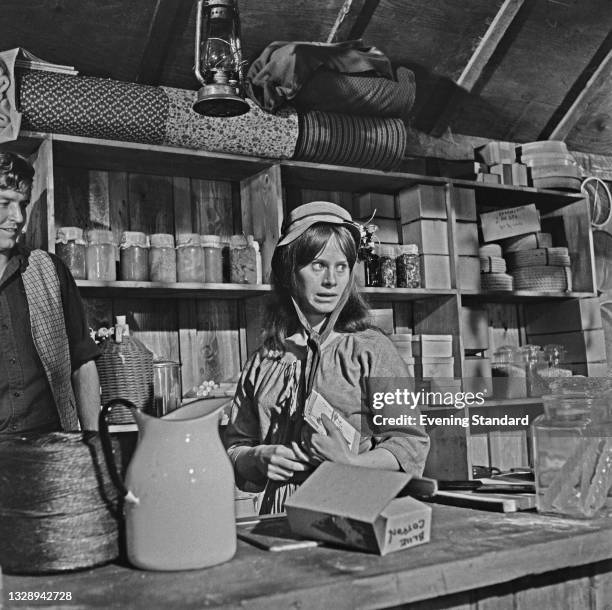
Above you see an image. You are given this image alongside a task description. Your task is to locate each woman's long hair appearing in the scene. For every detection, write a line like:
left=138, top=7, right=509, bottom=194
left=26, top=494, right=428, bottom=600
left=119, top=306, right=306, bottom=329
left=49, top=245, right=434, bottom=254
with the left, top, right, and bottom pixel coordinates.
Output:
left=263, top=223, right=373, bottom=352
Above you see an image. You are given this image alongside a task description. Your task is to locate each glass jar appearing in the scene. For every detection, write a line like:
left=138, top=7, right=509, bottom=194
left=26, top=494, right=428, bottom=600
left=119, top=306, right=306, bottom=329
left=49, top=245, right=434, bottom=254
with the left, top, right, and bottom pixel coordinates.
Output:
left=149, top=233, right=177, bottom=283
left=55, top=226, right=87, bottom=279
left=532, top=394, right=612, bottom=518
left=491, top=345, right=526, bottom=399
left=396, top=244, right=420, bottom=288
left=220, top=238, right=231, bottom=283
left=176, top=233, right=204, bottom=283
left=200, top=235, right=223, bottom=283
left=86, top=229, right=117, bottom=281
left=230, top=235, right=261, bottom=284
left=395, top=244, right=421, bottom=288
left=120, top=231, right=149, bottom=281
left=377, top=245, right=397, bottom=288
left=519, top=344, right=549, bottom=397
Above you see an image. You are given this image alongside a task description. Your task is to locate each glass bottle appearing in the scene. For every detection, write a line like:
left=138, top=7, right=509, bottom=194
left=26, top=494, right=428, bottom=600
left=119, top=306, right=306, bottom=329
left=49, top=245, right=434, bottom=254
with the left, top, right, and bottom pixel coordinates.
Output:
left=120, top=231, right=149, bottom=281
left=200, top=235, right=224, bottom=283
left=396, top=244, right=420, bottom=288
left=86, top=229, right=117, bottom=281
left=362, top=224, right=379, bottom=287
left=149, top=233, right=177, bottom=283
left=532, top=394, right=612, bottom=518
left=55, top=226, right=87, bottom=279
left=491, top=345, right=526, bottom=399
left=520, top=344, right=548, bottom=397
left=176, top=233, right=204, bottom=283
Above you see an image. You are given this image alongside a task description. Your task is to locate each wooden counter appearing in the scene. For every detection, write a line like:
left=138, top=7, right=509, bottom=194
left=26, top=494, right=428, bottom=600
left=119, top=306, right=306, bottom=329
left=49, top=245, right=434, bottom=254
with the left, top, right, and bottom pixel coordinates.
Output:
left=2, top=505, right=612, bottom=609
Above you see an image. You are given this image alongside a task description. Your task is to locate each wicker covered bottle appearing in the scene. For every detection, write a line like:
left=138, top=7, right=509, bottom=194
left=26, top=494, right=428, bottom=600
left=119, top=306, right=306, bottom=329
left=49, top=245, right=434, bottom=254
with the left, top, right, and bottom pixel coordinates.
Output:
left=96, top=316, right=154, bottom=423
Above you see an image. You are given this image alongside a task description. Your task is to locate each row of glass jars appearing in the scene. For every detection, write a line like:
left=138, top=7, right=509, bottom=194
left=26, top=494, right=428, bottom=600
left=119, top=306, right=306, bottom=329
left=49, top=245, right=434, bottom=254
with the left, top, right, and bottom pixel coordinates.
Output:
left=358, top=243, right=421, bottom=288
left=55, top=228, right=262, bottom=284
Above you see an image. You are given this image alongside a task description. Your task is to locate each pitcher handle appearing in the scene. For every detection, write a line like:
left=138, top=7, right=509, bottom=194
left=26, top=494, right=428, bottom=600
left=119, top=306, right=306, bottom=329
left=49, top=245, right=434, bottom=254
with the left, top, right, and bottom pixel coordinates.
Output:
left=99, top=398, right=138, bottom=499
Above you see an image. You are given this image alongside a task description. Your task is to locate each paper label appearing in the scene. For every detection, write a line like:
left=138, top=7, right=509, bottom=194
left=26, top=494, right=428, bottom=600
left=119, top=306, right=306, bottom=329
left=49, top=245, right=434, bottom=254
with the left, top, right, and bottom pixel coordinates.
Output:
left=304, top=390, right=360, bottom=453
left=480, top=204, right=540, bottom=242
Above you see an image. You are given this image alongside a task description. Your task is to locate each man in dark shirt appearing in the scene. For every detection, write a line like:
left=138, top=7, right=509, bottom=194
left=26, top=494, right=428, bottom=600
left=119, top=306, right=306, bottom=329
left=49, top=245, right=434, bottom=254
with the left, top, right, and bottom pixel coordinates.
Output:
left=0, top=152, right=100, bottom=432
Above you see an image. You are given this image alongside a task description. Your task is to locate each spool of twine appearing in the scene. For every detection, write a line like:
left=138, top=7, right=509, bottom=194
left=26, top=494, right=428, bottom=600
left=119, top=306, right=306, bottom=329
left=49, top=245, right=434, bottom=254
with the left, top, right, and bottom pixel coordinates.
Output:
left=0, top=432, right=122, bottom=574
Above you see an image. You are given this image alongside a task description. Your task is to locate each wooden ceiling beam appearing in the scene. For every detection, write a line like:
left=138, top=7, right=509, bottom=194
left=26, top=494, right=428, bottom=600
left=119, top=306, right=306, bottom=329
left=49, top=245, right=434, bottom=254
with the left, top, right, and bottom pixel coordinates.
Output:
left=426, top=0, right=526, bottom=137
left=135, top=0, right=194, bottom=85
left=543, top=42, right=612, bottom=141
left=326, top=0, right=381, bottom=43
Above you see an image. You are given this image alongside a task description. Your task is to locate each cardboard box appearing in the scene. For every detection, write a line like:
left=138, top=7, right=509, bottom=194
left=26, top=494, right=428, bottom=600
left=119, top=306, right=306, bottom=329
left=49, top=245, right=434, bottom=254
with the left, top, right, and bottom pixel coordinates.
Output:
left=285, top=463, right=432, bottom=555
left=480, top=204, right=541, bottom=243
left=416, top=357, right=455, bottom=378
left=420, top=254, right=451, bottom=289
left=475, top=141, right=516, bottom=165
left=455, top=222, right=479, bottom=255
left=354, top=192, right=396, bottom=218
left=452, top=187, right=477, bottom=221
left=398, top=185, right=446, bottom=223
left=401, top=219, right=448, bottom=254
left=457, top=256, right=481, bottom=290
left=412, top=334, right=453, bottom=358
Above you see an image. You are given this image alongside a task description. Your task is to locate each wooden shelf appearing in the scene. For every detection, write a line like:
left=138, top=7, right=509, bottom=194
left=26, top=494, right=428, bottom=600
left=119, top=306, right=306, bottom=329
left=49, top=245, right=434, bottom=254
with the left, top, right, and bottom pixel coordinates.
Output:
left=361, top=287, right=457, bottom=301
left=75, top=280, right=273, bottom=299
left=461, top=290, right=596, bottom=303
left=452, top=178, right=584, bottom=210
left=20, top=131, right=275, bottom=181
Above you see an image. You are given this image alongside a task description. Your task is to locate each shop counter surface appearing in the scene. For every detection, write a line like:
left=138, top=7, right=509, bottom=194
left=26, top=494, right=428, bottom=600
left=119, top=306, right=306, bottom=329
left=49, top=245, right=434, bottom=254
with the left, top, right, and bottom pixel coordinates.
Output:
left=2, top=504, right=612, bottom=609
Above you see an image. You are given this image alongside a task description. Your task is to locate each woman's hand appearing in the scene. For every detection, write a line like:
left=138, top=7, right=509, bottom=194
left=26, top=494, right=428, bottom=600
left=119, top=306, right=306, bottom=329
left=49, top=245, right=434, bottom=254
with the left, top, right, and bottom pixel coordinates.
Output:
left=302, top=414, right=356, bottom=466
left=252, top=444, right=313, bottom=481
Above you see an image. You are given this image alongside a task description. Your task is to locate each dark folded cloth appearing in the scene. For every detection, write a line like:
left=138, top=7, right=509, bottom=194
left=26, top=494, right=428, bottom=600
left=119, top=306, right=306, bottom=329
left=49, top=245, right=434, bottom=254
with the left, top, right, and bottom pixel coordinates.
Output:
left=294, top=110, right=406, bottom=171
left=246, top=40, right=394, bottom=113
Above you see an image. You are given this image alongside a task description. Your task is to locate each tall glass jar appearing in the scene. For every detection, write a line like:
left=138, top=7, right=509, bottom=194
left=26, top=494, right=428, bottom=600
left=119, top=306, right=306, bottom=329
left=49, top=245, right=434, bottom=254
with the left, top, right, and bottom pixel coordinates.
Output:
left=55, top=226, right=87, bottom=279
left=176, top=233, right=204, bottom=283
left=396, top=244, right=420, bottom=288
left=149, top=233, right=177, bottom=283
left=230, top=235, right=260, bottom=284
left=532, top=394, right=612, bottom=518
left=363, top=224, right=379, bottom=287
left=120, top=231, right=149, bottom=281
left=86, top=229, right=117, bottom=281
left=377, top=245, right=397, bottom=288
left=200, top=235, right=223, bottom=283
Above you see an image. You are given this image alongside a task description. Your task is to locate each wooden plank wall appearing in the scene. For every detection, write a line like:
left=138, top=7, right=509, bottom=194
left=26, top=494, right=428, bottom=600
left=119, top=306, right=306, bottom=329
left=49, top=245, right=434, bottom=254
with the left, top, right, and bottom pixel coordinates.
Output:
left=55, top=166, right=242, bottom=394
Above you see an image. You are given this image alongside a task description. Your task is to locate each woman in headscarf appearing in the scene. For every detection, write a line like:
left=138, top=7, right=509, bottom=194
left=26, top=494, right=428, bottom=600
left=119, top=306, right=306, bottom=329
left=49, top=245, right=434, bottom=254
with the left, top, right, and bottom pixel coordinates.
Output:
left=224, top=201, right=429, bottom=513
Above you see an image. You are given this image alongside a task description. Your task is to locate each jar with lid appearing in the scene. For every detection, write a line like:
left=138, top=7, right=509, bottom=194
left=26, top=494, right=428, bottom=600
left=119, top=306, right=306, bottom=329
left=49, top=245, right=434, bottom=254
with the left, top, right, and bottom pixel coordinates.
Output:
left=396, top=244, right=420, bottom=288
left=200, top=235, right=223, bottom=283
left=149, top=233, right=177, bottom=283
left=377, top=245, right=397, bottom=288
left=86, top=229, right=117, bottom=281
left=532, top=392, right=612, bottom=518
left=56, top=226, right=87, bottom=279
left=176, top=233, right=204, bottom=283
left=230, top=235, right=261, bottom=284
left=120, top=231, right=149, bottom=281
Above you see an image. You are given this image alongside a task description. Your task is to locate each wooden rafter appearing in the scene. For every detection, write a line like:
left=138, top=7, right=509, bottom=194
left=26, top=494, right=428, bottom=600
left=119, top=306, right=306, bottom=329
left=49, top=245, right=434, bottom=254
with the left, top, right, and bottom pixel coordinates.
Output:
left=428, top=0, right=525, bottom=137
left=326, top=0, right=381, bottom=43
left=135, top=0, right=193, bottom=85
left=546, top=48, right=612, bottom=141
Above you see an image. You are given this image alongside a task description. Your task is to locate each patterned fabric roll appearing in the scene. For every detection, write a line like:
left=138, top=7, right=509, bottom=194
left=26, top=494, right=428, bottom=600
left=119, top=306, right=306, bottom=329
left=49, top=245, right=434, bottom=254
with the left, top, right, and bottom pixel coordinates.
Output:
left=294, top=110, right=406, bottom=170
left=162, top=88, right=298, bottom=159
left=20, top=70, right=167, bottom=144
